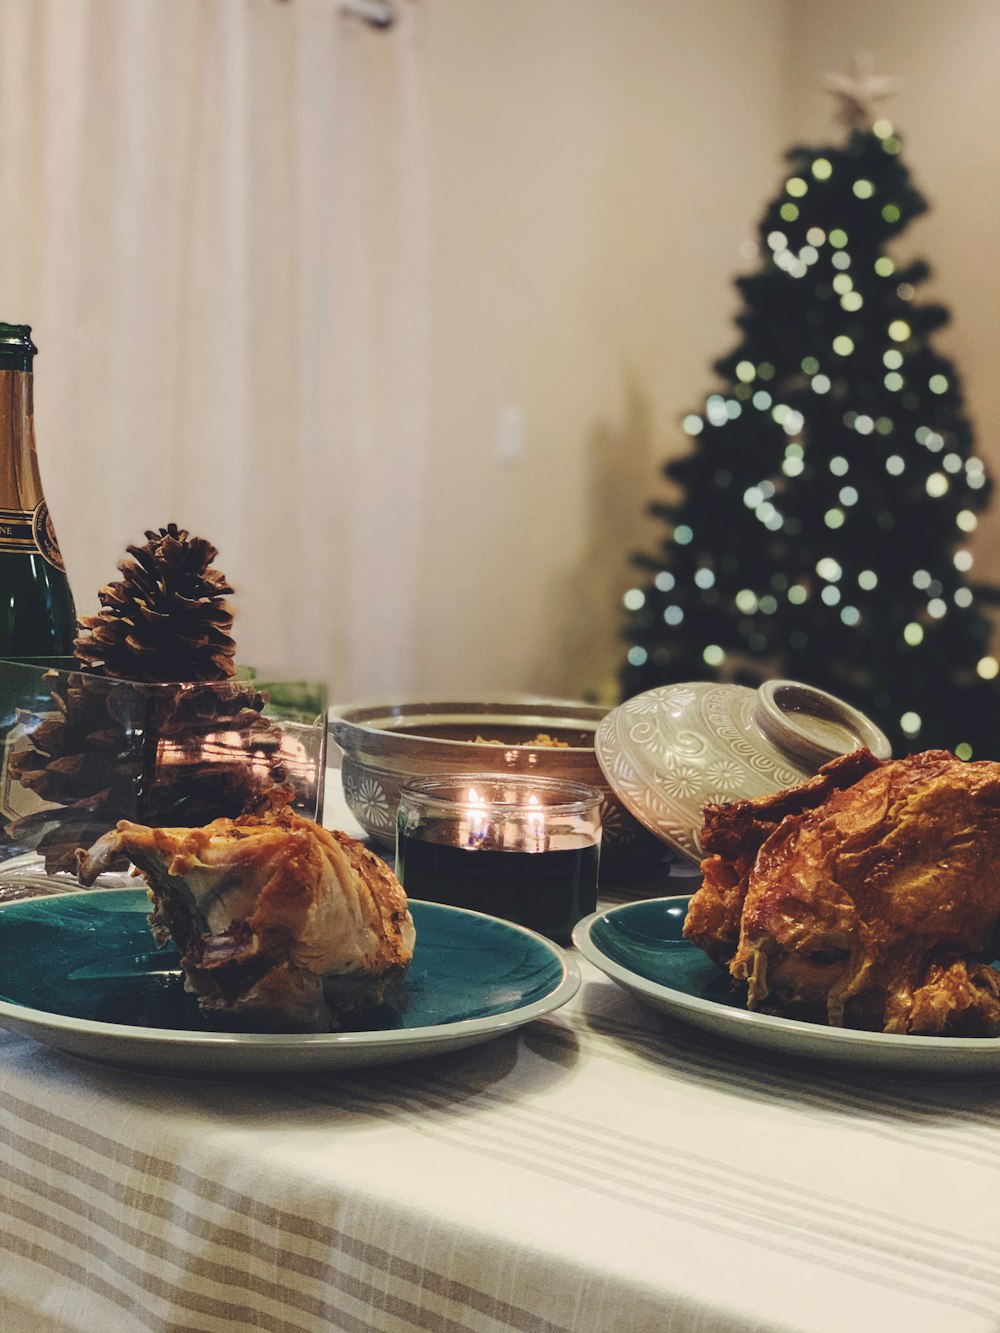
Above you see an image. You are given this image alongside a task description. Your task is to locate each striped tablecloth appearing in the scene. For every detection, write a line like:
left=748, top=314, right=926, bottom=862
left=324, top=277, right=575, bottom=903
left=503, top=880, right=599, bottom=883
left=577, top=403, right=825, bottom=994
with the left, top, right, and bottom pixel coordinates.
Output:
left=2, top=784, right=1000, bottom=1332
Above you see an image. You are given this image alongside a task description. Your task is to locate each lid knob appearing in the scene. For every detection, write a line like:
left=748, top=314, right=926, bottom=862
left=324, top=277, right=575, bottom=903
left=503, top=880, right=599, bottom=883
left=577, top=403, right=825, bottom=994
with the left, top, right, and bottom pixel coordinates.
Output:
left=753, top=680, right=892, bottom=771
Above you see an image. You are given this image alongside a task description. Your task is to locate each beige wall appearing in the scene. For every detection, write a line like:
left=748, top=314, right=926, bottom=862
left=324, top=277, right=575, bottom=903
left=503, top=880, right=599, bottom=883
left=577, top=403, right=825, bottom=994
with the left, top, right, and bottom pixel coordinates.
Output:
left=413, top=0, right=1000, bottom=703
left=416, top=0, right=789, bottom=700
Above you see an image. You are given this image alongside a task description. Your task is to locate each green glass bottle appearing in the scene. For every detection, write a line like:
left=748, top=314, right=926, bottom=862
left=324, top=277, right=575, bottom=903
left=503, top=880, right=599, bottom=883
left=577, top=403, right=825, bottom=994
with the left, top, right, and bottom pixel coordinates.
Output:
left=0, top=324, right=76, bottom=657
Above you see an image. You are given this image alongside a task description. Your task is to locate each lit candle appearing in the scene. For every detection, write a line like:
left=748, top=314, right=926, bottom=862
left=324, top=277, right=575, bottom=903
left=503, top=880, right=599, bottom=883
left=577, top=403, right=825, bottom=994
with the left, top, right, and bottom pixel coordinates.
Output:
left=524, top=792, right=546, bottom=852
left=462, top=786, right=489, bottom=847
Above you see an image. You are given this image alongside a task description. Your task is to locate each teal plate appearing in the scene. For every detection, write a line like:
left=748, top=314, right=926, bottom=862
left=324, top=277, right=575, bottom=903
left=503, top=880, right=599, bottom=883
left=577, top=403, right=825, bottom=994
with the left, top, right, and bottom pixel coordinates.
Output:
left=0, top=890, right=579, bottom=1073
left=574, top=897, right=1000, bottom=1073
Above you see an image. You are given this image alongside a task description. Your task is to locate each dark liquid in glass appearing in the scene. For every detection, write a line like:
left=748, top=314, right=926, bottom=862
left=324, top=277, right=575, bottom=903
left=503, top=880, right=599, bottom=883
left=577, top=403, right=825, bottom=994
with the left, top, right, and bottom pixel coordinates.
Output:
left=397, top=835, right=599, bottom=943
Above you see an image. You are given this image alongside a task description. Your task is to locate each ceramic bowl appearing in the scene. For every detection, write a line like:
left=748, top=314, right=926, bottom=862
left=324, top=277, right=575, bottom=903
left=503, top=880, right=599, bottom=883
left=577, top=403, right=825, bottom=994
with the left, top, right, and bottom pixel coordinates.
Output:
left=327, top=696, right=668, bottom=869
left=595, top=679, right=892, bottom=864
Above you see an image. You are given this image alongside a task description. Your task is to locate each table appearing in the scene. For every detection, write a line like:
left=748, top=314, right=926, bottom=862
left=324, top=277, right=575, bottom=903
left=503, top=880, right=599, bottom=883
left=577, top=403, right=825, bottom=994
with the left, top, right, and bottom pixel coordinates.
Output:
left=2, top=778, right=1000, bottom=1332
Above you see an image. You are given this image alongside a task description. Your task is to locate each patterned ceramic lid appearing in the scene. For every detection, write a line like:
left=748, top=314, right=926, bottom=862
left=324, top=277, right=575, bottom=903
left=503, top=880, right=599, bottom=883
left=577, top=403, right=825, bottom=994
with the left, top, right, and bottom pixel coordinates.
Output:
left=595, top=679, right=892, bottom=864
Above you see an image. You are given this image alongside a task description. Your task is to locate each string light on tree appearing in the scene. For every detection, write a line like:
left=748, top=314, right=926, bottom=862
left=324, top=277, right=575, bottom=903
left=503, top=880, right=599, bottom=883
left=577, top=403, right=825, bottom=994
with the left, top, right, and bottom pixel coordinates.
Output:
left=621, top=56, right=1000, bottom=756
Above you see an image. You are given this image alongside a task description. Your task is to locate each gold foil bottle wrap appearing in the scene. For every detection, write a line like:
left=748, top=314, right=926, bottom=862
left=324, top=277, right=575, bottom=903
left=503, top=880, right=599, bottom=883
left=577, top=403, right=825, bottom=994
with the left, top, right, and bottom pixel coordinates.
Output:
left=0, top=369, right=65, bottom=569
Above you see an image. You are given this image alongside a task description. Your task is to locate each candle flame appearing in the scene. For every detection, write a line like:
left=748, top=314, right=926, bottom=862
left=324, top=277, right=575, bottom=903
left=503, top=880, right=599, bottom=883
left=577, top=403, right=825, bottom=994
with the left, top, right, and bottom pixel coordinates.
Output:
left=464, top=786, right=489, bottom=846
left=526, top=792, right=545, bottom=848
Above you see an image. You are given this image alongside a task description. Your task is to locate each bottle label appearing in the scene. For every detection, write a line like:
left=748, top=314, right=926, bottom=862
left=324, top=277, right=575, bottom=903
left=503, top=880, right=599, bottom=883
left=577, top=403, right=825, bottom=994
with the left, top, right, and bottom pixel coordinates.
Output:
left=0, top=501, right=66, bottom=570
left=31, top=500, right=66, bottom=572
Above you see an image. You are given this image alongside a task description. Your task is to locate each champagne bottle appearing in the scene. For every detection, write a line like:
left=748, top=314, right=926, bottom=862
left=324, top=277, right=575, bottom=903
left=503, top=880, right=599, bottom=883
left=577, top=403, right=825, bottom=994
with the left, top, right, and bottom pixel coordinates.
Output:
left=0, top=324, right=76, bottom=657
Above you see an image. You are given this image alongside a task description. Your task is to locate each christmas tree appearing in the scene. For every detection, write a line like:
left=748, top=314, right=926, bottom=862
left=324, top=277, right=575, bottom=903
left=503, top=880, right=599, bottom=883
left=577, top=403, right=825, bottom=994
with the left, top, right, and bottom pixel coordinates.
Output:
left=620, top=58, right=1000, bottom=759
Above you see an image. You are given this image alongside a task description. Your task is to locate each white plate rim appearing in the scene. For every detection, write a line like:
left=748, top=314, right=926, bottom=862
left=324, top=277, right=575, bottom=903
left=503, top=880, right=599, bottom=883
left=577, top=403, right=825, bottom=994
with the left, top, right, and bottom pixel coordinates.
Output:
left=0, top=891, right=580, bottom=1063
left=573, top=898, right=1000, bottom=1069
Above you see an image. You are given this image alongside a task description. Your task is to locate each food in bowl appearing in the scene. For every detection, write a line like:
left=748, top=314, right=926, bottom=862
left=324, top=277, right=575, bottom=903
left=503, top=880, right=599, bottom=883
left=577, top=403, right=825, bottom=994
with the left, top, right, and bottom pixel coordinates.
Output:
left=327, top=697, right=668, bottom=868
left=685, top=747, right=1000, bottom=1036
left=77, top=805, right=415, bottom=1032
left=474, top=732, right=570, bottom=748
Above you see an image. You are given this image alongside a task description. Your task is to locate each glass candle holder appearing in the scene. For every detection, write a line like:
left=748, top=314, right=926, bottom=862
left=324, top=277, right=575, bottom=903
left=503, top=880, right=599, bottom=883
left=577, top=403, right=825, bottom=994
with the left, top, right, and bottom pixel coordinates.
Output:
left=395, top=774, right=602, bottom=944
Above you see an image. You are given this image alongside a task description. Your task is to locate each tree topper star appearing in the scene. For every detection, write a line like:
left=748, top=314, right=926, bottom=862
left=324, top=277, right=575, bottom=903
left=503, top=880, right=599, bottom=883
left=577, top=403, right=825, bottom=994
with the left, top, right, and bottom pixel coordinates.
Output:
left=823, top=51, right=899, bottom=130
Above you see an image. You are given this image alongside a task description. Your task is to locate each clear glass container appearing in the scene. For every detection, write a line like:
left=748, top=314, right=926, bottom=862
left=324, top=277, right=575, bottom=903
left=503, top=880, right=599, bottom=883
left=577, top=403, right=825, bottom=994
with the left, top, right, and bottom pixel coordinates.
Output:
left=0, top=658, right=326, bottom=896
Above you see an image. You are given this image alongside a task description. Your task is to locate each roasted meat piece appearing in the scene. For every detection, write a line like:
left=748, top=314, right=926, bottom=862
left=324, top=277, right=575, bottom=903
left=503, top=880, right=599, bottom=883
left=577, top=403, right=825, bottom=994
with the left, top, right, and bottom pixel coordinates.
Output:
left=77, top=808, right=415, bottom=1032
left=685, top=748, right=884, bottom=969
left=684, top=749, right=1000, bottom=1036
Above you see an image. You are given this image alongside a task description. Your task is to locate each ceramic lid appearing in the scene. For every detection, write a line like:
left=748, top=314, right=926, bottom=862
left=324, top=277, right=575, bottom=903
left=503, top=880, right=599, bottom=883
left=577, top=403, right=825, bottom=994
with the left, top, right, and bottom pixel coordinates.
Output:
left=595, top=679, right=892, bottom=864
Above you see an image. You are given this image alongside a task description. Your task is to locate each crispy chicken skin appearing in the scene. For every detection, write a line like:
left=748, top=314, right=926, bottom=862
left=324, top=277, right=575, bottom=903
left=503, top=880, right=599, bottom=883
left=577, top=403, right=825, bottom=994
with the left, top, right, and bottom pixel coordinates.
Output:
left=686, top=749, right=884, bottom=969
left=77, top=808, right=415, bottom=1032
left=684, top=749, right=1000, bottom=1035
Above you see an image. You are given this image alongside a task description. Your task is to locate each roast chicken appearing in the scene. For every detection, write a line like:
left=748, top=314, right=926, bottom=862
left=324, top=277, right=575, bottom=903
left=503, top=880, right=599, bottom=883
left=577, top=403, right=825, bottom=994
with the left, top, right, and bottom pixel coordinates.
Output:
left=77, top=807, right=415, bottom=1032
left=684, top=749, right=1000, bottom=1036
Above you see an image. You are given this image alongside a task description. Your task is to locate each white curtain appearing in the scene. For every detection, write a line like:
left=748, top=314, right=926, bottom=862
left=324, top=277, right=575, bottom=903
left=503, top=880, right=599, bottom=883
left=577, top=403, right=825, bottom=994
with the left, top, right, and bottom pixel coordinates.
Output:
left=0, top=0, right=429, bottom=699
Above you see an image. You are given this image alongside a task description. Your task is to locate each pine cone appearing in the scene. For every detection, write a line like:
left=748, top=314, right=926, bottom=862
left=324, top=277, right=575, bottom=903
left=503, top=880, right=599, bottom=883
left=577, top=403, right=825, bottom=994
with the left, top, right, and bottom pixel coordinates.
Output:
left=5, top=525, right=289, bottom=874
left=74, top=524, right=237, bottom=682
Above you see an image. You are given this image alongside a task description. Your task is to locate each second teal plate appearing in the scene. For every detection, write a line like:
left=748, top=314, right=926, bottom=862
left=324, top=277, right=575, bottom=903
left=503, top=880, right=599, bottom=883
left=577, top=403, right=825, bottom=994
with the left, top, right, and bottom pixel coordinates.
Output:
left=574, top=897, right=1000, bottom=1073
